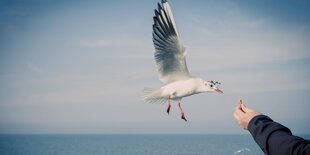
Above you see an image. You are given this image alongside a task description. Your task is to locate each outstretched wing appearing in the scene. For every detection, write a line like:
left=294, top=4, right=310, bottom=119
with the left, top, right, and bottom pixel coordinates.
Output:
left=152, top=0, right=190, bottom=84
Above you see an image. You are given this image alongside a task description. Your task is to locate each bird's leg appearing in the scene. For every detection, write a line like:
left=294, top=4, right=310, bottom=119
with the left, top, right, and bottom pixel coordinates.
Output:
left=178, top=99, right=187, bottom=122
left=167, top=95, right=171, bottom=114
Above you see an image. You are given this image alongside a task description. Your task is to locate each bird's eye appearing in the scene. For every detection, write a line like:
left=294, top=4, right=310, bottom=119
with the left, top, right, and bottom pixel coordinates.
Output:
left=210, top=84, right=213, bottom=88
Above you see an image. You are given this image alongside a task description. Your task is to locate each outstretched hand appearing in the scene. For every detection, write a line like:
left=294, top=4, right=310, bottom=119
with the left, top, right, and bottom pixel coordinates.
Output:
left=233, top=99, right=261, bottom=130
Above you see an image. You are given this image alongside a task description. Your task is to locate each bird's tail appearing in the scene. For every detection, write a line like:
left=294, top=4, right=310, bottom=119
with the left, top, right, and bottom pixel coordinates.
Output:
left=143, top=87, right=167, bottom=104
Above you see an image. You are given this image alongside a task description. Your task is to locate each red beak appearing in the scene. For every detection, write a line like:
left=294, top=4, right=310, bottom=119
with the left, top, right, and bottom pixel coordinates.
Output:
left=215, top=88, right=223, bottom=94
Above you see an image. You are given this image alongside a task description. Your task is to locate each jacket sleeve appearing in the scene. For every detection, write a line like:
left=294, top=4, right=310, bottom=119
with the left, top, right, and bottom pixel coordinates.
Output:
left=248, top=115, right=310, bottom=155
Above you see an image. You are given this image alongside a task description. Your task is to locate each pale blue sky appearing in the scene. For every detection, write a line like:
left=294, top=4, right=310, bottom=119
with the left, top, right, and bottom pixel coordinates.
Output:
left=0, top=0, right=310, bottom=134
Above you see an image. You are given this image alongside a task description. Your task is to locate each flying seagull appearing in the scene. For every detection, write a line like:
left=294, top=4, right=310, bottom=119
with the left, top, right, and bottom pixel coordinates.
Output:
left=143, top=0, right=223, bottom=122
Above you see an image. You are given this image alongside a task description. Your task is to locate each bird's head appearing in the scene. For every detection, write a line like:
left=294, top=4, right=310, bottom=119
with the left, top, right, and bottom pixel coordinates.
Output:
left=201, top=80, right=223, bottom=94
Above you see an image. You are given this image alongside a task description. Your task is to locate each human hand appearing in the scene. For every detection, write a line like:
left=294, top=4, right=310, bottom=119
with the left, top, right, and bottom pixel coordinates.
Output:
left=233, top=98, right=261, bottom=130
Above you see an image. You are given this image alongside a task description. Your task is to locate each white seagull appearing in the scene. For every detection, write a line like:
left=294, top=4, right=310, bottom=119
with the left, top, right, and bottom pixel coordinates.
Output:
left=143, top=0, right=223, bottom=122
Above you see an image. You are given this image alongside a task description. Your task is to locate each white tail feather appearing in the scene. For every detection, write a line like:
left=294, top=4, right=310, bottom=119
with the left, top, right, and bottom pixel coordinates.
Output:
left=143, top=87, right=167, bottom=104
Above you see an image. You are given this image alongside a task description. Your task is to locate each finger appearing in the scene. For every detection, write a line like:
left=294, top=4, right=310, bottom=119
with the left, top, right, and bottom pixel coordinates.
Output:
left=233, top=112, right=240, bottom=122
left=237, top=97, right=247, bottom=112
left=235, top=107, right=245, bottom=116
left=240, top=102, right=246, bottom=111
left=235, top=102, right=242, bottom=111
left=238, top=97, right=242, bottom=104
left=241, top=102, right=250, bottom=113
left=234, top=104, right=245, bottom=117
left=235, top=103, right=246, bottom=115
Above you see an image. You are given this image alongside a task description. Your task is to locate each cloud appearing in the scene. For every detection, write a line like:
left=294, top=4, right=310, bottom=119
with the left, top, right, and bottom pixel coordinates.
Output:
left=218, top=69, right=310, bottom=94
left=77, top=36, right=152, bottom=49
left=27, top=63, right=42, bottom=72
left=79, top=40, right=113, bottom=48
left=182, top=15, right=310, bottom=70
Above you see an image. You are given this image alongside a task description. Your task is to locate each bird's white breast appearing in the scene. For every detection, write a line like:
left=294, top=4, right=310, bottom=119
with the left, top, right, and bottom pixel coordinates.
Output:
left=161, top=78, right=201, bottom=99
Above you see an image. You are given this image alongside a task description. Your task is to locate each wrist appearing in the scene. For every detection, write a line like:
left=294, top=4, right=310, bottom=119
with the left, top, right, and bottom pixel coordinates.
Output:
left=248, top=115, right=272, bottom=133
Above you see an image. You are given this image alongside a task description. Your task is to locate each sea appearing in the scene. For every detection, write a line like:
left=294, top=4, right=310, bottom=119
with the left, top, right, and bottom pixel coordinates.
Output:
left=0, top=134, right=309, bottom=155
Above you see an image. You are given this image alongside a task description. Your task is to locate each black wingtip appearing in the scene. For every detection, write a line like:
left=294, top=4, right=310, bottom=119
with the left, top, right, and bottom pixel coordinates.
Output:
left=157, top=3, right=162, bottom=10
left=154, top=9, right=159, bottom=16
left=153, top=16, right=156, bottom=22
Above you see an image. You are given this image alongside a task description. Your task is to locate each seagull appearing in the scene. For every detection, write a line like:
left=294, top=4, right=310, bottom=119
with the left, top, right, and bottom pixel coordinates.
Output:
left=143, top=0, right=223, bottom=122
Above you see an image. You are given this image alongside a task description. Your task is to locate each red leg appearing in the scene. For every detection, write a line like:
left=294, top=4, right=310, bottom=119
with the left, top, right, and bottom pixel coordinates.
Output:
left=178, top=99, right=187, bottom=122
left=166, top=96, right=171, bottom=114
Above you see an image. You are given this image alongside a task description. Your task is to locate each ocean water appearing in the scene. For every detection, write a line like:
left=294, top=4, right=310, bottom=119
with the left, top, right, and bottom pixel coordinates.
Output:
left=0, top=134, right=307, bottom=155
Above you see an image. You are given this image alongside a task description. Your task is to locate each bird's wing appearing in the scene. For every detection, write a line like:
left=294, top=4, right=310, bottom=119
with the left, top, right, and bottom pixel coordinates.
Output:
left=152, top=0, right=191, bottom=84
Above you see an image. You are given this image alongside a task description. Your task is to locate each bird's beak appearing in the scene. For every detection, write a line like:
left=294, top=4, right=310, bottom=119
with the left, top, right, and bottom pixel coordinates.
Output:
left=214, top=88, right=223, bottom=94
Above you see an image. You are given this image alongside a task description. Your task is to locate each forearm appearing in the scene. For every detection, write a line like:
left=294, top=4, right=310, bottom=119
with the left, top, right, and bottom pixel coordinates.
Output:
left=248, top=115, right=310, bottom=155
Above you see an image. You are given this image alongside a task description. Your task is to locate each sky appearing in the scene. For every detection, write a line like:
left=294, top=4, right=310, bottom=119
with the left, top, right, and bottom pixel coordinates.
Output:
left=0, top=0, right=310, bottom=134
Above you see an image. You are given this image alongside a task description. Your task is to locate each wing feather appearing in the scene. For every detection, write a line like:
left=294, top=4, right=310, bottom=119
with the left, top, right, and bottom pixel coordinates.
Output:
left=152, top=0, right=190, bottom=83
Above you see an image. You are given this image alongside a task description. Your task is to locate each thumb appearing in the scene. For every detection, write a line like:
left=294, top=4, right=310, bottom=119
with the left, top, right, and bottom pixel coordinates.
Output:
left=240, top=103, right=249, bottom=112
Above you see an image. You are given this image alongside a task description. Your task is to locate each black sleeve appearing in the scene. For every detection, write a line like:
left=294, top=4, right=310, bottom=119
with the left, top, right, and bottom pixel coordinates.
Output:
left=248, top=115, right=310, bottom=155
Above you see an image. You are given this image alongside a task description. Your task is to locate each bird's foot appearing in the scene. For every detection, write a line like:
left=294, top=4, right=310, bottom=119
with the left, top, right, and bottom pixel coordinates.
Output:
left=181, top=112, right=187, bottom=122
left=166, top=104, right=171, bottom=115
